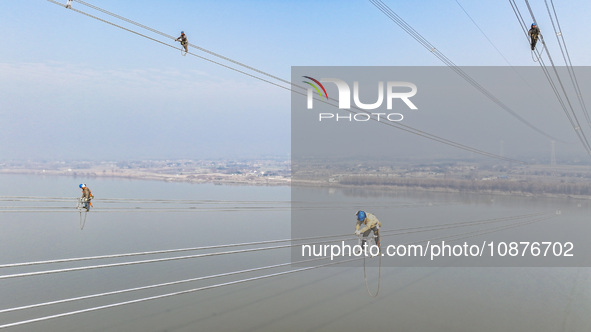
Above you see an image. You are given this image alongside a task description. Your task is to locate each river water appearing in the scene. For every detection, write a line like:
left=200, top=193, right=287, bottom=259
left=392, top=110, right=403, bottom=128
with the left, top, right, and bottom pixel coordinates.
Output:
left=0, top=174, right=590, bottom=331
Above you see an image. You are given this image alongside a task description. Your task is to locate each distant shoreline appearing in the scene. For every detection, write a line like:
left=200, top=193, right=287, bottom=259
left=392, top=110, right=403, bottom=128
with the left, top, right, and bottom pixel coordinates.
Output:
left=3, top=168, right=591, bottom=200
left=293, top=179, right=591, bottom=201
left=0, top=168, right=290, bottom=186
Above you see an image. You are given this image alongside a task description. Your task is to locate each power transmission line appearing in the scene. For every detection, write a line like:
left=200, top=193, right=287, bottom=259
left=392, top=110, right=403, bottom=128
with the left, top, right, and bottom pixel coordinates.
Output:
left=543, top=0, right=591, bottom=129
left=46, top=0, right=525, bottom=163
left=0, top=211, right=551, bottom=279
left=509, top=0, right=591, bottom=154
left=0, top=213, right=553, bottom=329
left=369, top=0, right=562, bottom=143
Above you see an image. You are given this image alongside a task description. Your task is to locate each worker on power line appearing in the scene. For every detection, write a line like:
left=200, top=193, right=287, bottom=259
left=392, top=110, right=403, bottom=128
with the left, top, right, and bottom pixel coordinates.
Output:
left=176, top=31, right=188, bottom=55
left=529, top=23, right=540, bottom=50
left=354, top=210, right=381, bottom=250
left=79, top=184, right=93, bottom=211
left=66, top=0, right=72, bottom=9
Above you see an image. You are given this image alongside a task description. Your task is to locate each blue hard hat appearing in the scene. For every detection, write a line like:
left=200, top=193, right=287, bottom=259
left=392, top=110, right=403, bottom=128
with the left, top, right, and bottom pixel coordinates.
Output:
left=79, top=184, right=86, bottom=188
left=356, top=210, right=366, bottom=221
left=181, top=31, right=185, bottom=34
left=532, top=23, right=536, bottom=27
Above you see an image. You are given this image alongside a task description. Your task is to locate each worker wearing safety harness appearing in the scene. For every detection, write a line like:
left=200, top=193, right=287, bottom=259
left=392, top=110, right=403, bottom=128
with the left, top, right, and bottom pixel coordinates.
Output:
left=355, top=211, right=381, bottom=248
left=176, top=31, right=188, bottom=54
left=79, top=184, right=93, bottom=211
left=529, top=23, right=540, bottom=50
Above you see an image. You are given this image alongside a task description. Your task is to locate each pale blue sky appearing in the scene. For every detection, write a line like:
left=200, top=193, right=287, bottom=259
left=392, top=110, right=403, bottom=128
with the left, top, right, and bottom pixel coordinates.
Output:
left=1, top=0, right=591, bottom=161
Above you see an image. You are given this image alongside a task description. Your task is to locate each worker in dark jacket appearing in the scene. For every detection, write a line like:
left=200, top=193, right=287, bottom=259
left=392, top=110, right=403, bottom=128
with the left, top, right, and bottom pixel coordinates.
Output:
left=176, top=31, right=188, bottom=54
left=529, top=23, right=541, bottom=50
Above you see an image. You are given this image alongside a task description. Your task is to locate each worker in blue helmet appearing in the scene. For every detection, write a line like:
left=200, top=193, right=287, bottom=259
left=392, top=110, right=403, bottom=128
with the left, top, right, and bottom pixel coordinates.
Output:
left=79, top=184, right=93, bottom=211
left=175, top=31, right=188, bottom=54
left=529, top=23, right=540, bottom=50
left=355, top=210, right=381, bottom=249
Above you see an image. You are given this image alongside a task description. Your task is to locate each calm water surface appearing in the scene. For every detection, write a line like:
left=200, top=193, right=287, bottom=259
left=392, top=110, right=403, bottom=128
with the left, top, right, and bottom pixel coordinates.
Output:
left=0, top=174, right=590, bottom=331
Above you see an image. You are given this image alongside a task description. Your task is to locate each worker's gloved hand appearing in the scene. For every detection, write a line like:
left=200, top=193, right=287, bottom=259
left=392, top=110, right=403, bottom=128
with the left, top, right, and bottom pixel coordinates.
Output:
left=354, top=230, right=361, bottom=236
left=375, top=225, right=380, bottom=230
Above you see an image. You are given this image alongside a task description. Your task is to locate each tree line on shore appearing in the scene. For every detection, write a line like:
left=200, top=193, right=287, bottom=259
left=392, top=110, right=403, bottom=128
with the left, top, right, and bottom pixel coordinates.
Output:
left=339, top=176, right=591, bottom=196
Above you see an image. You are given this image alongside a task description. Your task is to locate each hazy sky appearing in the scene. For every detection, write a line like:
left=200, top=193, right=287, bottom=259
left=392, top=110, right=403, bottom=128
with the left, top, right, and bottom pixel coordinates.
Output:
left=2, top=0, right=591, bottom=161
